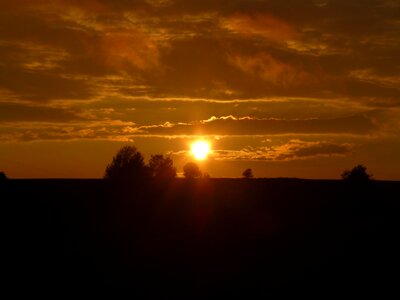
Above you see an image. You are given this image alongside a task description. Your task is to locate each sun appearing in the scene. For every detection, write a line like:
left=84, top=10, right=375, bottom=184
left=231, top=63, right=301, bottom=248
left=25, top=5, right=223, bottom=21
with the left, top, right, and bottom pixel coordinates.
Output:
left=191, top=140, right=211, bottom=160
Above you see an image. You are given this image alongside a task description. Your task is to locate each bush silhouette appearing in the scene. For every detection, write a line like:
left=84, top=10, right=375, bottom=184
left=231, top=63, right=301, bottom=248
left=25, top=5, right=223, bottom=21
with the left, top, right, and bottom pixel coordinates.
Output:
left=242, top=168, right=253, bottom=179
left=183, top=162, right=202, bottom=179
left=149, top=154, right=176, bottom=180
left=0, top=171, right=7, bottom=181
left=104, top=146, right=149, bottom=182
left=341, top=164, right=373, bottom=183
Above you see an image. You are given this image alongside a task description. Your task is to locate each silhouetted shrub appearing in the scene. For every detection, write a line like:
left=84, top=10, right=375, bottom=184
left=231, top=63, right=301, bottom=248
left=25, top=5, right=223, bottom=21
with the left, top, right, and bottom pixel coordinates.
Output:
left=341, top=164, right=373, bottom=183
left=149, top=154, right=176, bottom=180
left=183, top=162, right=202, bottom=179
left=203, top=172, right=211, bottom=179
left=104, top=146, right=149, bottom=182
left=0, top=171, right=7, bottom=181
left=242, top=168, right=253, bottom=179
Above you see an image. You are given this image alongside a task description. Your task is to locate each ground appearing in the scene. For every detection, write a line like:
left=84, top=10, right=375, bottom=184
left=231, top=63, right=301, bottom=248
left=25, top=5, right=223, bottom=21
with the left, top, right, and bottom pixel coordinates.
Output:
left=3, top=178, right=399, bottom=295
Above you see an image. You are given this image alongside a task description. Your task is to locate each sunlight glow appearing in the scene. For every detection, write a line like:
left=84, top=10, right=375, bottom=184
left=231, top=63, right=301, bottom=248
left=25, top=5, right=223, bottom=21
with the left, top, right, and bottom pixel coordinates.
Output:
left=191, top=140, right=211, bottom=160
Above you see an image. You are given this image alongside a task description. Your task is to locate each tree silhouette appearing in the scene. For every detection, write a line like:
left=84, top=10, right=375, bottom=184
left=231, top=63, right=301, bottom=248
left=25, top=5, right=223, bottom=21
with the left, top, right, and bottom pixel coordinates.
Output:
left=149, top=154, right=176, bottom=180
left=341, top=164, right=373, bottom=182
left=183, top=162, right=202, bottom=179
left=104, top=146, right=149, bottom=182
left=242, top=168, right=253, bottom=179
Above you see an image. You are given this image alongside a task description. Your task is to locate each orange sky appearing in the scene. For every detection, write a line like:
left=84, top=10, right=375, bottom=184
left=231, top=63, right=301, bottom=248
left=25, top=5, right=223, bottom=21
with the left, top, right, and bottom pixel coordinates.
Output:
left=0, top=0, right=399, bottom=179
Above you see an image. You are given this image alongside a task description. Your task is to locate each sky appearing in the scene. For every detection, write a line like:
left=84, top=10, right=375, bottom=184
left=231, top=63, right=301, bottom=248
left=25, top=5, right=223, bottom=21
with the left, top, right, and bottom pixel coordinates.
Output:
left=0, top=0, right=400, bottom=179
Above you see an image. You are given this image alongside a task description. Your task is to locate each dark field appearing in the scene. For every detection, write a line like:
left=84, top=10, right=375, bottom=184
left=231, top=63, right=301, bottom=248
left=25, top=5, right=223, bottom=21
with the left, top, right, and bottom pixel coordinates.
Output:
left=3, top=178, right=400, bottom=294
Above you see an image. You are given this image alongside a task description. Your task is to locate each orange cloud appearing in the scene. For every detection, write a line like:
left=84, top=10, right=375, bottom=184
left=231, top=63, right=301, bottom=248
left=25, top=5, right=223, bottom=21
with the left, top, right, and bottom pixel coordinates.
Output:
left=349, top=69, right=400, bottom=89
left=0, top=0, right=107, bottom=13
left=228, top=52, right=311, bottom=86
left=1, top=113, right=375, bottom=143
left=99, top=30, right=162, bottom=70
left=221, top=13, right=296, bottom=42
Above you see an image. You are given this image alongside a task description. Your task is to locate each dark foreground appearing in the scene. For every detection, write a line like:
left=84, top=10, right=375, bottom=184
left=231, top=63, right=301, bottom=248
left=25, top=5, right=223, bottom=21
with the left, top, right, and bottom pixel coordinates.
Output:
left=3, top=178, right=400, bottom=294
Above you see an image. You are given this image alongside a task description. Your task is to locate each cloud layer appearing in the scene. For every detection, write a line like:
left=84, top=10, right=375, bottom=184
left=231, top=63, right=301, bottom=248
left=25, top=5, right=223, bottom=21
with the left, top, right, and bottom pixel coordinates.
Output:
left=1, top=0, right=399, bottom=103
left=211, top=140, right=353, bottom=161
left=1, top=0, right=399, bottom=178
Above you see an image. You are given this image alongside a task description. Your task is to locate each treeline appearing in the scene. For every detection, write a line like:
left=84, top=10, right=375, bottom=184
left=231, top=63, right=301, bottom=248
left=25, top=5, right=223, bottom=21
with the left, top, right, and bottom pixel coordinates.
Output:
left=103, top=145, right=374, bottom=183
left=0, top=145, right=374, bottom=183
left=104, top=145, right=209, bottom=183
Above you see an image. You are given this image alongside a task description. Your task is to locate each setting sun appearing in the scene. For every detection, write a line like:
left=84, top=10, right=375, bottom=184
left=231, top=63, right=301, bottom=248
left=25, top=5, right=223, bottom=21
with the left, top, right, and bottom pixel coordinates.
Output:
left=191, top=141, right=211, bottom=160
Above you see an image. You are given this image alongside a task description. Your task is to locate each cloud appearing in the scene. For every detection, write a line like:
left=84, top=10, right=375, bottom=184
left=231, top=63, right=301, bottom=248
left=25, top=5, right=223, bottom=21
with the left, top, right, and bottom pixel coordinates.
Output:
left=0, top=68, right=94, bottom=102
left=349, top=69, right=400, bottom=89
left=0, top=0, right=166, bottom=103
left=173, top=139, right=352, bottom=162
left=228, top=52, right=313, bottom=86
left=138, top=115, right=376, bottom=136
left=221, top=13, right=296, bottom=42
left=0, top=0, right=399, bottom=148
left=99, top=30, right=162, bottom=70
left=0, top=120, right=136, bottom=143
left=273, top=140, right=352, bottom=160
left=0, top=39, right=88, bottom=102
left=0, top=103, right=82, bottom=122
left=1, top=0, right=398, bottom=103
left=48, top=96, right=375, bottom=131
left=285, top=39, right=349, bottom=56
left=214, top=140, right=352, bottom=161
left=0, top=113, right=376, bottom=143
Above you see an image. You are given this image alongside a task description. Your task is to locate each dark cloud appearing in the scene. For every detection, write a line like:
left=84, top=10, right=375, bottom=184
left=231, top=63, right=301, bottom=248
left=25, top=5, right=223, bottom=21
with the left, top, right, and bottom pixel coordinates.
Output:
left=1, top=0, right=398, bottom=103
left=0, top=113, right=376, bottom=143
left=174, top=139, right=353, bottom=161
left=0, top=103, right=82, bottom=122
left=0, top=67, right=94, bottom=102
left=84, top=97, right=372, bottom=125
left=274, top=140, right=352, bottom=160
left=0, top=120, right=135, bottom=142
